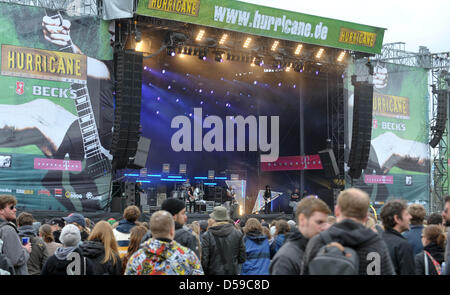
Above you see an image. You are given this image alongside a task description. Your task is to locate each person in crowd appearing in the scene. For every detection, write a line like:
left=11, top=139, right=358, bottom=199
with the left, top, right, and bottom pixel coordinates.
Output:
left=270, top=197, right=330, bottom=275
left=241, top=218, right=270, bottom=275
left=207, top=218, right=216, bottom=230
left=17, top=212, right=49, bottom=275
left=32, top=221, right=41, bottom=236
left=442, top=196, right=450, bottom=266
left=262, top=226, right=272, bottom=243
left=327, top=215, right=336, bottom=227
left=261, top=220, right=269, bottom=229
left=414, top=224, right=446, bottom=275
left=427, top=213, right=443, bottom=227
left=63, top=213, right=89, bottom=242
left=39, top=224, right=62, bottom=256
left=121, top=225, right=148, bottom=274
left=161, top=198, right=200, bottom=258
left=403, top=204, right=426, bottom=256
left=107, top=218, right=117, bottom=227
left=270, top=220, right=290, bottom=258
left=302, top=188, right=395, bottom=275
left=49, top=218, right=65, bottom=244
left=365, top=214, right=384, bottom=235
left=287, top=220, right=297, bottom=232
left=188, top=221, right=202, bottom=260
left=41, top=224, right=94, bottom=275
left=113, top=205, right=141, bottom=258
left=79, top=220, right=122, bottom=275
left=201, top=206, right=246, bottom=275
left=0, top=195, right=31, bottom=275
left=380, top=199, right=416, bottom=275
left=84, top=218, right=94, bottom=233
left=199, top=220, right=208, bottom=240
left=124, top=210, right=203, bottom=275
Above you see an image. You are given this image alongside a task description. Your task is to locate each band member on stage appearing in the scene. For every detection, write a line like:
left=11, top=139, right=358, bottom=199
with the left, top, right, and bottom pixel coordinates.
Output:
left=134, top=182, right=144, bottom=209
left=225, top=185, right=236, bottom=209
left=289, top=188, right=300, bottom=214
left=263, top=185, right=272, bottom=214
left=187, top=185, right=196, bottom=214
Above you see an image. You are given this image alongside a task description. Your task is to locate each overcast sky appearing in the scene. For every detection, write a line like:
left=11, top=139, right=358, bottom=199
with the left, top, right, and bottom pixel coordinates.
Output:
left=241, top=0, right=450, bottom=54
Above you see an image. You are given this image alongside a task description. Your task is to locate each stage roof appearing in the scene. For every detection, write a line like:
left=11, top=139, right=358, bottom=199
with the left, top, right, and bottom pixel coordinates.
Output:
left=137, top=0, right=386, bottom=55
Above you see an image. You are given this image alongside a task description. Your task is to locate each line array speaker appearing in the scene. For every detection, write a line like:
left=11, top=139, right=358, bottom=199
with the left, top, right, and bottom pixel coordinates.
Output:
left=319, top=148, right=339, bottom=178
left=429, top=90, right=448, bottom=148
left=348, top=77, right=374, bottom=179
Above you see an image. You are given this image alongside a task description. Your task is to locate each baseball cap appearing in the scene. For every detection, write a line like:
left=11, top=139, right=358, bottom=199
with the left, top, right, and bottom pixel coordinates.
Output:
left=49, top=218, right=65, bottom=228
left=63, top=213, right=86, bottom=228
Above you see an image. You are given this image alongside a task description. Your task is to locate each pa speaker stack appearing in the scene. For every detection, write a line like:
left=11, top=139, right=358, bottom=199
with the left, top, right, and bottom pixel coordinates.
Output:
left=111, top=50, right=143, bottom=170
left=319, top=148, right=339, bottom=179
left=429, top=90, right=448, bottom=148
left=348, top=76, right=374, bottom=179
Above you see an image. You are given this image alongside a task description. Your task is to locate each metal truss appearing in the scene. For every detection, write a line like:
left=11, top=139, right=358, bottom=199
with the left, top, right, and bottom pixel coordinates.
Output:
left=0, top=0, right=100, bottom=16
left=374, top=42, right=450, bottom=212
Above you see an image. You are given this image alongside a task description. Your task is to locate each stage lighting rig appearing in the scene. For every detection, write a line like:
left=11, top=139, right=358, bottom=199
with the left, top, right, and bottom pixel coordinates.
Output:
left=215, top=51, right=224, bottom=62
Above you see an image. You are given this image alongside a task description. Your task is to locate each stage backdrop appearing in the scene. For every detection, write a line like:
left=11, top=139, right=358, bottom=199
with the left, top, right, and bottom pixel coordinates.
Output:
left=345, top=62, right=430, bottom=210
left=0, top=3, right=113, bottom=212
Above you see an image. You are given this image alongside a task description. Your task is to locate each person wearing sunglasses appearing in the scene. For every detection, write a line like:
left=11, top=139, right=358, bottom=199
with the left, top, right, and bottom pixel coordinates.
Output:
left=0, top=195, right=32, bottom=275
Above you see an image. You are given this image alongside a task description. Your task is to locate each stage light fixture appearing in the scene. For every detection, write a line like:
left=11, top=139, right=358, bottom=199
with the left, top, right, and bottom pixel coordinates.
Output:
left=337, top=51, right=346, bottom=62
left=254, top=57, right=263, bottom=66
left=196, top=29, right=205, bottom=41
left=167, top=47, right=176, bottom=56
left=215, top=51, right=224, bottom=62
left=316, top=48, right=324, bottom=59
left=219, top=34, right=228, bottom=45
left=226, top=53, right=231, bottom=60
left=198, top=48, right=207, bottom=60
left=271, top=40, right=279, bottom=51
left=193, top=48, right=199, bottom=56
left=187, top=47, right=193, bottom=55
left=294, top=44, right=303, bottom=55
left=294, top=62, right=304, bottom=72
left=177, top=47, right=182, bottom=54
left=134, top=30, right=142, bottom=42
left=243, top=37, right=252, bottom=48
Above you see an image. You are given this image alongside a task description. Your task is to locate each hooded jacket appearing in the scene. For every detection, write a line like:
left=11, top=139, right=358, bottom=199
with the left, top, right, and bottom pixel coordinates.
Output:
left=302, top=219, right=396, bottom=275
left=41, top=247, right=94, bottom=275
left=270, top=233, right=286, bottom=259
left=402, top=225, right=424, bottom=256
left=0, top=219, right=29, bottom=275
left=414, top=242, right=445, bottom=275
left=113, top=219, right=137, bottom=258
left=382, top=229, right=416, bottom=275
left=124, top=238, right=203, bottom=275
left=79, top=240, right=122, bottom=275
left=174, top=222, right=200, bottom=258
left=18, top=225, right=49, bottom=275
left=241, top=230, right=270, bottom=275
left=270, top=229, right=309, bottom=275
left=201, top=222, right=246, bottom=275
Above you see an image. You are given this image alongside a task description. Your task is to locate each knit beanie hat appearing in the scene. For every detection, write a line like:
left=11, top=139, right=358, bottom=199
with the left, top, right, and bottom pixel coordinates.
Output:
left=60, top=224, right=81, bottom=247
left=161, top=198, right=186, bottom=216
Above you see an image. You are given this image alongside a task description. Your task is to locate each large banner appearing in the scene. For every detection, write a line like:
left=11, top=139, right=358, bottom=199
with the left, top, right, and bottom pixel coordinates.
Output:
left=0, top=3, right=114, bottom=212
left=137, top=0, right=385, bottom=54
left=346, top=62, right=430, bottom=209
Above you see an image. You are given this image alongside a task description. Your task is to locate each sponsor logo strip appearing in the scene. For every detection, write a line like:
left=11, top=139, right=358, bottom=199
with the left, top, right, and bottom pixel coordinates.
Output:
left=148, top=0, right=200, bottom=16
left=261, top=155, right=322, bottom=172
left=364, top=175, right=394, bottom=184
left=339, top=28, right=377, bottom=48
left=34, top=158, right=82, bottom=172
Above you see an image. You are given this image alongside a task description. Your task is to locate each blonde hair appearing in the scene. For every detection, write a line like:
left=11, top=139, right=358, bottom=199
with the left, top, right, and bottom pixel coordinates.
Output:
left=337, top=188, right=370, bottom=220
left=88, top=221, right=120, bottom=265
left=150, top=210, right=174, bottom=238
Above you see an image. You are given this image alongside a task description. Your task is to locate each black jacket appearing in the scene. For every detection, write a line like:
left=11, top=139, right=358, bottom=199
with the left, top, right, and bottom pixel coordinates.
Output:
left=201, top=222, right=246, bottom=275
left=41, top=247, right=95, bottom=275
left=302, top=219, right=396, bottom=275
left=174, top=222, right=200, bottom=258
left=79, top=240, right=122, bottom=275
left=382, top=229, right=416, bottom=275
left=18, top=225, right=49, bottom=275
left=414, top=242, right=445, bottom=275
left=270, top=229, right=308, bottom=275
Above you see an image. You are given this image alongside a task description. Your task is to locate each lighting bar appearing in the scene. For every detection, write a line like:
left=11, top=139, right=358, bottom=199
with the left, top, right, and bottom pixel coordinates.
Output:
left=160, top=178, right=187, bottom=182
left=271, top=40, right=279, bottom=51
left=136, top=180, right=151, bottom=183
left=167, top=175, right=182, bottom=178
left=215, top=177, right=227, bottom=180
left=204, top=183, right=217, bottom=186
left=337, top=51, right=346, bottom=62
left=316, top=48, right=324, bottom=59
left=124, top=174, right=139, bottom=177
left=194, top=177, right=208, bottom=180
left=219, top=34, right=228, bottom=45
left=148, top=174, right=161, bottom=177
left=294, top=44, right=303, bottom=55
left=243, top=37, right=252, bottom=48
left=196, top=29, right=205, bottom=41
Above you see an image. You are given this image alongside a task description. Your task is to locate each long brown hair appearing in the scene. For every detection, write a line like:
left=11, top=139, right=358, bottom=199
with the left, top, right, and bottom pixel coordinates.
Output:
left=122, top=225, right=148, bottom=273
left=88, top=220, right=120, bottom=265
left=39, top=224, right=54, bottom=243
left=423, top=225, right=446, bottom=249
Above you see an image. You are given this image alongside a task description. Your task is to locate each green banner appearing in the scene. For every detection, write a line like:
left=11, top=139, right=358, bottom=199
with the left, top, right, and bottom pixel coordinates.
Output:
left=0, top=3, right=114, bottom=212
left=137, top=0, right=385, bottom=54
left=346, top=62, right=430, bottom=210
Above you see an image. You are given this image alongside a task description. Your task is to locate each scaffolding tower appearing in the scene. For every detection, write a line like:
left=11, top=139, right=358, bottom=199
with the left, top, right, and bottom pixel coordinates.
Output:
left=0, top=0, right=100, bottom=16
left=374, top=42, right=450, bottom=212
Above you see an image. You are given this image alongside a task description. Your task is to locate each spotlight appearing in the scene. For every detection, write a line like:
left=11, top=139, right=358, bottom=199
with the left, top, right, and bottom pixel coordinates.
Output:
left=337, top=51, right=346, bottom=62
left=294, top=62, right=304, bottom=72
left=316, top=48, right=324, bottom=59
left=215, top=51, right=224, bottom=62
left=271, top=40, right=279, bottom=51
left=254, top=57, right=263, bottom=66
left=193, top=48, right=199, bottom=56
left=167, top=47, right=176, bottom=56
left=294, top=44, right=303, bottom=55
left=196, top=29, right=205, bottom=41
left=219, top=34, right=228, bottom=45
left=198, top=48, right=207, bottom=60
left=135, top=30, right=142, bottom=42
left=243, top=37, right=252, bottom=48
left=227, top=53, right=231, bottom=60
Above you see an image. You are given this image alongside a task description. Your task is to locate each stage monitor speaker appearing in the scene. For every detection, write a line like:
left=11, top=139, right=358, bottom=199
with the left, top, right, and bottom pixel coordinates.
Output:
left=429, top=90, right=448, bottom=148
left=319, top=148, right=339, bottom=178
left=129, top=136, right=151, bottom=168
left=348, top=79, right=373, bottom=179
left=124, top=182, right=136, bottom=206
left=111, top=49, right=143, bottom=170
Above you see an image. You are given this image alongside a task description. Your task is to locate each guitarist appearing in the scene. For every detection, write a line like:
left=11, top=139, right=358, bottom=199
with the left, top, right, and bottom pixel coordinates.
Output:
left=263, top=185, right=272, bottom=214
left=187, top=185, right=196, bottom=214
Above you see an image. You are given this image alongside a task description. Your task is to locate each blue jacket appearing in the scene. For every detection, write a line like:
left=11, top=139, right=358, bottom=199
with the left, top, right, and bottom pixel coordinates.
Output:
left=270, top=234, right=286, bottom=259
left=402, top=225, right=424, bottom=256
left=241, top=231, right=270, bottom=275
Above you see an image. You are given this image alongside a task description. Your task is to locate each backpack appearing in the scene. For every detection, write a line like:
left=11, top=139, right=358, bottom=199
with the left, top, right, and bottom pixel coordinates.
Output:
left=0, top=223, right=16, bottom=275
left=308, top=231, right=359, bottom=275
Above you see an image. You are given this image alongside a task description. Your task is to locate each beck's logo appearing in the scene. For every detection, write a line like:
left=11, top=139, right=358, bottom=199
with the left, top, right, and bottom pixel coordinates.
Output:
left=16, top=81, right=24, bottom=95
